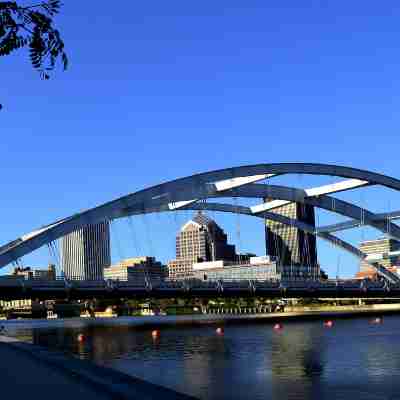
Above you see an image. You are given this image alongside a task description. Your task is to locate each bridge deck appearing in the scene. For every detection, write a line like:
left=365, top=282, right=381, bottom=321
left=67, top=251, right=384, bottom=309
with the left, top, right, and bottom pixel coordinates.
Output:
left=0, top=279, right=398, bottom=300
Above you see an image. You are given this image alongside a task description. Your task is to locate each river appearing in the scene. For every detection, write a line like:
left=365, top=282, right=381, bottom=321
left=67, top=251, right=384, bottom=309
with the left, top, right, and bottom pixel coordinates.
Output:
left=4, top=315, right=400, bottom=400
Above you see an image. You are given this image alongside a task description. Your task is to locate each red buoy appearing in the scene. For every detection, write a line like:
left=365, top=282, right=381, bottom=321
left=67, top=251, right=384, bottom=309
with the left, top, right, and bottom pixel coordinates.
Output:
left=77, top=334, right=85, bottom=343
left=151, top=330, right=160, bottom=339
left=324, top=320, right=334, bottom=328
left=216, top=327, right=224, bottom=335
left=371, top=317, right=382, bottom=325
left=273, top=323, right=283, bottom=331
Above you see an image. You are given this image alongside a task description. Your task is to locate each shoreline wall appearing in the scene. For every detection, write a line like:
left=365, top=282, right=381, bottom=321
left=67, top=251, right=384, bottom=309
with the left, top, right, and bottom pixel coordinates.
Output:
left=1, top=303, right=400, bottom=329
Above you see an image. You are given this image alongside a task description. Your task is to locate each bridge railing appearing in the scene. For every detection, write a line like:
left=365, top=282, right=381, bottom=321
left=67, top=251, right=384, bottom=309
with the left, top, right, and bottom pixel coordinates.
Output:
left=1, top=276, right=400, bottom=296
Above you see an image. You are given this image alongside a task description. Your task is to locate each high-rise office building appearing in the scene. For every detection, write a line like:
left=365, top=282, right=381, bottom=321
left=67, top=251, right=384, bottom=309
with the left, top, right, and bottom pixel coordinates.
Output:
left=265, top=202, right=318, bottom=267
left=61, top=221, right=111, bottom=280
left=168, top=211, right=237, bottom=280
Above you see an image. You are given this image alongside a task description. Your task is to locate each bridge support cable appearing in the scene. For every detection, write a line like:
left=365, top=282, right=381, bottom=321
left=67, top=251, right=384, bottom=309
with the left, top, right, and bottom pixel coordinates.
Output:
left=331, top=196, right=340, bottom=280
left=315, top=208, right=320, bottom=280
left=336, top=253, right=341, bottom=280
left=302, top=229, right=311, bottom=278
left=126, top=216, right=141, bottom=257
left=259, top=210, right=400, bottom=284
left=290, top=212, right=296, bottom=279
left=302, top=202, right=312, bottom=277
left=120, top=201, right=400, bottom=284
left=263, top=211, right=268, bottom=260
left=110, top=219, right=124, bottom=262
left=387, top=199, right=392, bottom=240
left=6, top=163, right=400, bottom=273
left=358, top=191, right=366, bottom=275
left=298, top=173, right=308, bottom=278
left=140, top=213, right=154, bottom=257
left=11, top=258, right=23, bottom=270
left=50, top=240, right=60, bottom=268
left=54, top=239, right=61, bottom=274
left=143, top=214, right=154, bottom=286
left=169, top=208, right=180, bottom=263
left=233, top=195, right=242, bottom=263
left=205, top=198, right=217, bottom=223
left=274, top=215, right=283, bottom=269
left=329, top=232, right=341, bottom=280
left=47, top=240, right=61, bottom=276
left=173, top=209, right=181, bottom=239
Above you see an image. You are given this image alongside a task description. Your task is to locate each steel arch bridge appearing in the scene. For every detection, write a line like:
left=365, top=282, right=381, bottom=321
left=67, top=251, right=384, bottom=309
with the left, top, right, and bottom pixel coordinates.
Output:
left=2, top=162, right=400, bottom=283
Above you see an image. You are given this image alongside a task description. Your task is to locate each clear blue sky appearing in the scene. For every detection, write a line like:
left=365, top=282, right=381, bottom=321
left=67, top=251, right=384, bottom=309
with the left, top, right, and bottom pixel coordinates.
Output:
left=2, top=1, right=400, bottom=277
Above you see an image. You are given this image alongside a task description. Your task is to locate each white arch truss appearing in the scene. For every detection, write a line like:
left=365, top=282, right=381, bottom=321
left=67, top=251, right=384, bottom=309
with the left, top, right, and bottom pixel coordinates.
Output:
left=0, top=163, right=399, bottom=283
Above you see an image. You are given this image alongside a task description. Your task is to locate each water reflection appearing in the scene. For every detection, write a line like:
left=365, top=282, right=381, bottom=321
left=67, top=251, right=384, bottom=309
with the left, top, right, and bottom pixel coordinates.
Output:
left=270, top=324, right=325, bottom=378
left=9, top=316, right=400, bottom=400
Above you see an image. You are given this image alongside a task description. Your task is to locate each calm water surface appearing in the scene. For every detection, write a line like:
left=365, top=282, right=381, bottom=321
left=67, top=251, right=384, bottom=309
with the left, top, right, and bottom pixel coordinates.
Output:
left=6, top=316, right=400, bottom=400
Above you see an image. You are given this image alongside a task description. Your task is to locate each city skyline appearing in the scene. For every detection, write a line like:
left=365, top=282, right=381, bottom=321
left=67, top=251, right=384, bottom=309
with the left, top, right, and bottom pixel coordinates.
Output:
left=0, top=208, right=320, bottom=279
left=1, top=197, right=397, bottom=282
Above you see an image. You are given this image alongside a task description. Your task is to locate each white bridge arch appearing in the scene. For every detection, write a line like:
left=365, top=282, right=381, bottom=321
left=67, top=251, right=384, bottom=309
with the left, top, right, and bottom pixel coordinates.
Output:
left=1, top=163, right=400, bottom=283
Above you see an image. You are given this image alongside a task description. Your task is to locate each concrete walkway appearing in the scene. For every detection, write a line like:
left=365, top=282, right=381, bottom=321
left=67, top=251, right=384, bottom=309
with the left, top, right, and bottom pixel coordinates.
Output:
left=0, top=336, right=197, bottom=400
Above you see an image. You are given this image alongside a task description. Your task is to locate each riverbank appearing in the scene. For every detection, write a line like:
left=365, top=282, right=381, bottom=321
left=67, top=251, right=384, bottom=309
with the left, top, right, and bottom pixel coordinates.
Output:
left=0, top=335, right=197, bottom=400
left=1, top=305, right=399, bottom=400
left=1, top=303, right=400, bottom=330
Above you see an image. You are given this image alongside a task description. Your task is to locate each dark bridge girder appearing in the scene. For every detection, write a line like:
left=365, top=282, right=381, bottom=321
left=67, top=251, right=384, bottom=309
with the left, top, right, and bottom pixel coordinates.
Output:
left=0, top=279, right=398, bottom=301
left=317, top=210, right=400, bottom=233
